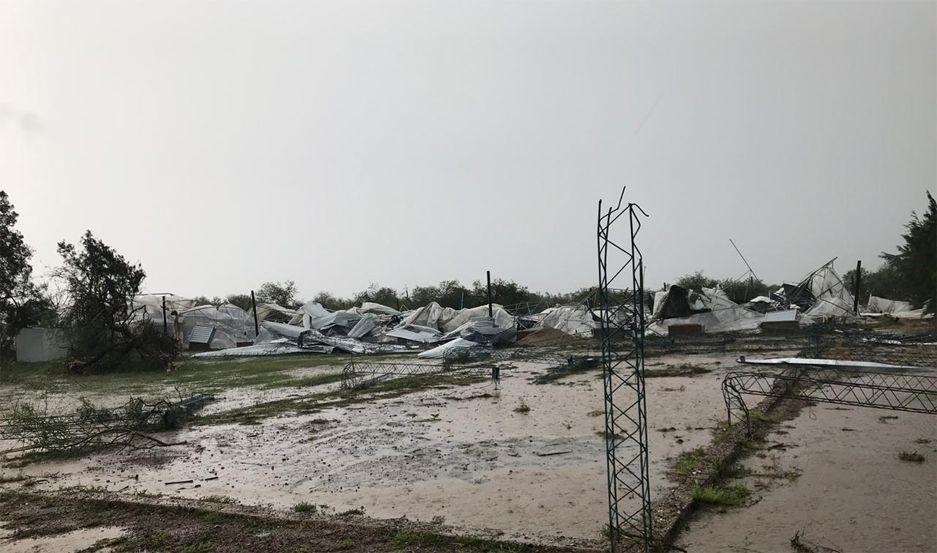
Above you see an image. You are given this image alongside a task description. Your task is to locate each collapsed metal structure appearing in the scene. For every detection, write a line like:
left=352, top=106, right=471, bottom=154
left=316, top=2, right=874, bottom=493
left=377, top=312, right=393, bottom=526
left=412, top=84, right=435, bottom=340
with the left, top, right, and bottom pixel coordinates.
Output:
left=723, top=366, right=937, bottom=434
left=340, top=360, right=490, bottom=389
left=596, top=188, right=652, bottom=553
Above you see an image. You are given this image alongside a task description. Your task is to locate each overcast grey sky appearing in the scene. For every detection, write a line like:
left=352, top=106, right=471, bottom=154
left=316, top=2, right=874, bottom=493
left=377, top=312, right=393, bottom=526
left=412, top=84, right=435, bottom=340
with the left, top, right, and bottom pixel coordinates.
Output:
left=1, top=1, right=934, bottom=299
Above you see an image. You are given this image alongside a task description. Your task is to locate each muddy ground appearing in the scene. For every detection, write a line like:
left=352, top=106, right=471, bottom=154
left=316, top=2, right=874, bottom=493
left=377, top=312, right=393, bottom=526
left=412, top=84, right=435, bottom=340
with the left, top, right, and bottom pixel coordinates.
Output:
left=1, top=332, right=935, bottom=552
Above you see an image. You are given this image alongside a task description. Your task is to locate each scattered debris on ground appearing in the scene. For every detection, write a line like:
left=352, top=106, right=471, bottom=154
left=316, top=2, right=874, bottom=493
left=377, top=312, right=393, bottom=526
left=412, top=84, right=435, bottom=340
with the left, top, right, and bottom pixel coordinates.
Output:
left=532, top=356, right=600, bottom=384
left=898, top=451, right=926, bottom=463
left=790, top=528, right=844, bottom=553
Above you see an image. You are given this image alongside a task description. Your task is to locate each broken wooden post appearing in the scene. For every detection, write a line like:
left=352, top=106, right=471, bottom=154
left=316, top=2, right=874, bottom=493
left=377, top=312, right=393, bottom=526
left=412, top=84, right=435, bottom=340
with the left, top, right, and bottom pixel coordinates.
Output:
left=251, top=290, right=260, bottom=337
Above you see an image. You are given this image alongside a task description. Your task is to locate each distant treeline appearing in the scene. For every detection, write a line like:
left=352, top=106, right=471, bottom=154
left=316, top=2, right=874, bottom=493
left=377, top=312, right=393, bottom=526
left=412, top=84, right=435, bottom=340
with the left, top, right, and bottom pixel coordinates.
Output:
left=204, top=279, right=597, bottom=314
left=211, top=274, right=773, bottom=314
left=207, top=260, right=921, bottom=316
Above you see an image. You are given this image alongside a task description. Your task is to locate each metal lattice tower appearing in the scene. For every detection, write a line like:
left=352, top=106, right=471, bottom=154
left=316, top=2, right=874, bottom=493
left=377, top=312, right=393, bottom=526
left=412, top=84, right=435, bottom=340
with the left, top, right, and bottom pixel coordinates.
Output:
left=596, top=188, right=652, bottom=553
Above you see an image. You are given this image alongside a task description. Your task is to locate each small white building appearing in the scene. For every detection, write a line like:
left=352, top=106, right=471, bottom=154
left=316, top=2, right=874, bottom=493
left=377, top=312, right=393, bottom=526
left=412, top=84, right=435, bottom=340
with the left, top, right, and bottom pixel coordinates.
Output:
left=15, top=327, right=68, bottom=362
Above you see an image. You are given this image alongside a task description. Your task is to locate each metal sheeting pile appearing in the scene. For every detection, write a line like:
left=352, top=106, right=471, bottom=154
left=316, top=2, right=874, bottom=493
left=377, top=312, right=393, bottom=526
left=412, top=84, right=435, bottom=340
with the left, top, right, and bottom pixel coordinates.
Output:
left=198, top=300, right=518, bottom=357
left=864, top=296, right=930, bottom=319
left=648, top=287, right=764, bottom=335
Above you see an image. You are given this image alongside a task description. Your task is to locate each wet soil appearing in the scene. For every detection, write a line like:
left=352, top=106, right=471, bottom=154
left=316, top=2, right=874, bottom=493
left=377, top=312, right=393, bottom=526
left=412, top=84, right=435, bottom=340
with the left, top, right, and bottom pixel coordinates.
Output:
left=1, top=349, right=768, bottom=549
left=674, top=404, right=937, bottom=553
left=4, top=338, right=934, bottom=552
left=0, top=490, right=588, bottom=552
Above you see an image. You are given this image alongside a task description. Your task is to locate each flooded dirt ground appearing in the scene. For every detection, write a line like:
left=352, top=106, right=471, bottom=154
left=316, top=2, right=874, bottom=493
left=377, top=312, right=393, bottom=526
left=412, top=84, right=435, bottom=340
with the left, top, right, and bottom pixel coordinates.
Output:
left=2, top=349, right=774, bottom=549
left=675, top=402, right=937, bottom=553
left=2, top=341, right=935, bottom=552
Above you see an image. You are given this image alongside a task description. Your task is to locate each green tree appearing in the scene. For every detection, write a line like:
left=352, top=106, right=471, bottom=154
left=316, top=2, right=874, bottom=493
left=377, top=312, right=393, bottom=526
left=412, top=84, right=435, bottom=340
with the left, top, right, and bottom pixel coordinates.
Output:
left=881, top=191, right=936, bottom=314
left=718, top=278, right=772, bottom=304
left=676, top=271, right=719, bottom=292
left=843, top=264, right=904, bottom=300
left=192, top=295, right=223, bottom=306
left=411, top=280, right=471, bottom=309
left=470, top=278, right=536, bottom=309
left=313, top=291, right=353, bottom=310
left=57, top=231, right=173, bottom=373
left=256, top=280, right=300, bottom=308
left=225, top=294, right=252, bottom=311
left=0, top=191, right=51, bottom=359
left=353, top=284, right=400, bottom=310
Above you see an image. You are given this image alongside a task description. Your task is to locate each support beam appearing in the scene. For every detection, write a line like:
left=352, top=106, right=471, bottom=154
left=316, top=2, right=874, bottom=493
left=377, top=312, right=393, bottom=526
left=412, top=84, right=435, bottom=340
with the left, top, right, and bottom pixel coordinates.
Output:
left=161, top=295, right=168, bottom=335
left=487, top=270, right=493, bottom=318
left=853, top=260, right=862, bottom=314
left=250, top=290, right=260, bottom=337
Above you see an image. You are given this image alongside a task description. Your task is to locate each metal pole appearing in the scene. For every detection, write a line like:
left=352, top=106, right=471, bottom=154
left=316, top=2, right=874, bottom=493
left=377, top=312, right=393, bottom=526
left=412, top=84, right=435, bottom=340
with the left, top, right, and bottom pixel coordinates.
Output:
left=161, top=296, right=168, bottom=335
left=729, top=238, right=759, bottom=282
left=250, top=290, right=260, bottom=337
left=853, top=260, right=862, bottom=314
left=486, top=270, right=493, bottom=318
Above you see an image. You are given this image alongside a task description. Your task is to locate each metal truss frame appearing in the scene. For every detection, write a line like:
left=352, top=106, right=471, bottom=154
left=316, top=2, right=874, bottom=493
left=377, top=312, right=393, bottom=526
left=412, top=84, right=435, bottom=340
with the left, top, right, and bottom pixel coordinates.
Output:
left=723, top=368, right=937, bottom=433
left=596, top=188, right=652, bottom=553
left=341, top=360, right=491, bottom=389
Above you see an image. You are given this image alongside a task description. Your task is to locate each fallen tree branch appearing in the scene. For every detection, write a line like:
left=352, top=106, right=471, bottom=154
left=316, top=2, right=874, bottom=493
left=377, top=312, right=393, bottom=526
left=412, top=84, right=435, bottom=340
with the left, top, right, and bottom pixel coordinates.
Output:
left=0, top=394, right=211, bottom=458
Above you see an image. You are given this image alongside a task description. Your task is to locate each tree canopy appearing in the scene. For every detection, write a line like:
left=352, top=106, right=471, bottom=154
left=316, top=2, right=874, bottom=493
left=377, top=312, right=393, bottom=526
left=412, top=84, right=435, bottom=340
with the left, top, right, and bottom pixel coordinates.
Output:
left=57, top=231, right=173, bottom=372
left=881, top=191, right=936, bottom=313
left=256, top=280, right=300, bottom=309
left=0, top=191, right=52, bottom=358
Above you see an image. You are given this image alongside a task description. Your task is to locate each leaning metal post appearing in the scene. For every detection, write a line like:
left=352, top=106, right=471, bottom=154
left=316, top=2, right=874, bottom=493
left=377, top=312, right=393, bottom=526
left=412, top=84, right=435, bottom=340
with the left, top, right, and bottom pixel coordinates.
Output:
left=596, top=188, right=652, bottom=553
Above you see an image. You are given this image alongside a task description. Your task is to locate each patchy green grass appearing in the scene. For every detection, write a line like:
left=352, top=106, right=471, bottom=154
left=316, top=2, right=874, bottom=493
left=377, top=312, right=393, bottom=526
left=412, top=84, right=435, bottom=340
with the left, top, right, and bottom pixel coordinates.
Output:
left=200, top=510, right=227, bottom=524
left=692, top=484, right=750, bottom=507
left=0, top=490, right=561, bottom=553
left=293, top=502, right=317, bottom=513
left=0, top=354, right=358, bottom=397
left=391, top=531, right=530, bottom=552
left=181, top=541, right=216, bottom=553
left=672, top=448, right=707, bottom=478
left=748, top=410, right=776, bottom=424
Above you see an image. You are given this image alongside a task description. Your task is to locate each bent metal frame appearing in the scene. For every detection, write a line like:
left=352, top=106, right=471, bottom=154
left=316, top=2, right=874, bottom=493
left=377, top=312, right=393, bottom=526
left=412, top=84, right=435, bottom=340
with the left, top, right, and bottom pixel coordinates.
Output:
left=723, top=365, right=937, bottom=435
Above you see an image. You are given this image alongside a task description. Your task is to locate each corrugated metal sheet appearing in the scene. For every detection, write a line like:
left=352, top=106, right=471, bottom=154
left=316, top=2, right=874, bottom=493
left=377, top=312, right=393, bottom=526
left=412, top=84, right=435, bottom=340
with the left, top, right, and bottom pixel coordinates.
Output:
left=188, top=325, right=215, bottom=345
left=764, top=309, right=798, bottom=323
